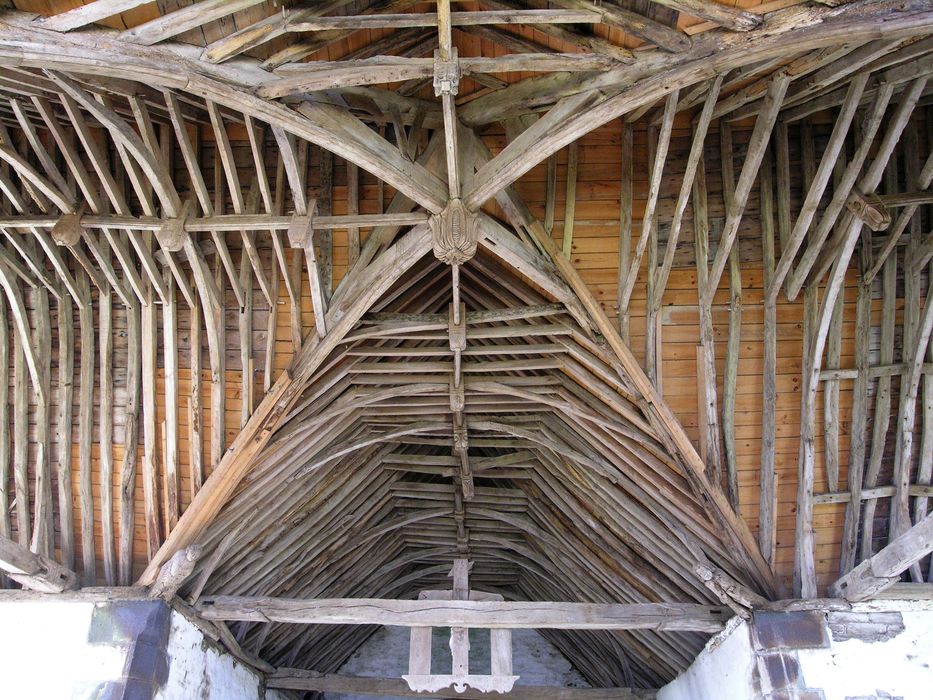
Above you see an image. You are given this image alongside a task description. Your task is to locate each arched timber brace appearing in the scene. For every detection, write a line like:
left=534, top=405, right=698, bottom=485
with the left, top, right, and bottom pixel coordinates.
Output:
left=0, top=0, right=930, bottom=692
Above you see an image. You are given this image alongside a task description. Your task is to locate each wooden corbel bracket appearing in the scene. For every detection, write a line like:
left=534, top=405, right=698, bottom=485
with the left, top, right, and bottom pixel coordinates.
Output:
left=287, top=197, right=319, bottom=249
left=50, top=202, right=86, bottom=247
left=846, top=189, right=891, bottom=231
left=156, top=198, right=195, bottom=252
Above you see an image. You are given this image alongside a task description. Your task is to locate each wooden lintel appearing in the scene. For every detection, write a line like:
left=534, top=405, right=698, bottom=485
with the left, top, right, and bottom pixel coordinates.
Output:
left=268, top=669, right=656, bottom=699
left=198, top=596, right=729, bottom=631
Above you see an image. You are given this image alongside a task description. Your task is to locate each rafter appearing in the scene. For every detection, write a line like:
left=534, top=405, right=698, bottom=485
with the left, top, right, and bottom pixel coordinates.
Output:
left=464, top=0, right=933, bottom=209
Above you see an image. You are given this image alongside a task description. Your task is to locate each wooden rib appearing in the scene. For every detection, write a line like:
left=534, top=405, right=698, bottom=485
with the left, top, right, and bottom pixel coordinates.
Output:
left=768, top=73, right=869, bottom=299
left=118, top=302, right=141, bottom=586
left=617, top=90, right=677, bottom=318
left=561, top=141, right=578, bottom=257
left=141, top=277, right=162, bottom=560
left=832, top=510, right=933, bottom=601
left=206, top=101, right=273, bottom=308
left=703, top=74, right=788, bottom=305
left=99, top=272, right=116, bottom=586
left=718, top=122, right=740, bottom=511
left=616, top=121, right=633, bottom=343
left=139, top=224, right=434, bottom=584
left=55, top=292, right=75, bottom=569
left=0, top=299, right=8, bottom=545
left=10, top=317, right=28, bottom=547
left=796, top=78, right=924, bottom=598
left=77, top=272, right=96, bottom=584
left=549, top=0, right=690, bottom=52
left=201, top=1, right=357, bottom=64
left=783, top=83, right=896, bottom=300
left=646, top=0, right=759, bottom=31
left=653, top=75, right=722, bottom=305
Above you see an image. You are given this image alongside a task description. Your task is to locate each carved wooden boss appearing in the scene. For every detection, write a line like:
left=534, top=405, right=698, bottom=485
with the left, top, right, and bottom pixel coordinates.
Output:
left=403, top=559, right=519, bottom=694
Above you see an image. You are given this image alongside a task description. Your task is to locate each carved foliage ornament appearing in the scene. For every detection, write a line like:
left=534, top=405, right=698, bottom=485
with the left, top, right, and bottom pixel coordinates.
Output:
left=431, top=198, right=479, bottom=266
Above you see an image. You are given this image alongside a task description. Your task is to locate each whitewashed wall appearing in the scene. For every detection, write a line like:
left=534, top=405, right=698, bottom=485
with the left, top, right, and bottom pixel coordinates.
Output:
left=660, top=600, right=933, bottom=700
left=158, top=609, right=280, bottom=700
left=0, top=599, right=127, bottom=698
left=0, top=596, right=285, bottom=700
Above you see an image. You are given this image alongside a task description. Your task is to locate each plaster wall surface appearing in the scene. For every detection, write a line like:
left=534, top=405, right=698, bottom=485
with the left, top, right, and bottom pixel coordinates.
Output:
left=0, top=596, right=285, bottom=700
left=659, top=600, right=933, bottom=700
left=156, top=609, right=276, bottom=700
left=329, top=625, right=590, bottom=700
left=656, top=617, right=754, bottom=700
left=0, top=599, right=127, bottom=698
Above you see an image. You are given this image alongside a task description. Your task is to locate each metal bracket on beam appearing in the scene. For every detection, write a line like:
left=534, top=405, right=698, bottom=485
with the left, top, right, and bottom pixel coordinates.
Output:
left=434, top=47, right=461, bottom=97
left=846, top=189, right=891, bottom=231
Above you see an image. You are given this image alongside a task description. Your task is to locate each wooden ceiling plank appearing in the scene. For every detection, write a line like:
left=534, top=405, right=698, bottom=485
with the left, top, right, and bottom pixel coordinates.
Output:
left=479, top=0, right=634, bottom=63
left=34, top=0, right=154, bottom=33
left=465, top=0, right=933, bottom=209
left=549, top=0, right=691, bottom=53
left=645, top=0, right=761, bottom=32
left=121, top=0, right=268, bottom=46
left=201, top=0, right=355, bottom=64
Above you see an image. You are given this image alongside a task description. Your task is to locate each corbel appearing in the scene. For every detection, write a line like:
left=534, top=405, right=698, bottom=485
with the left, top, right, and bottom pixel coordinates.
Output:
left=156, top=198, right=194, bottom=252
left=846, top=189, right=891, bottom=231
left=433, top=47, right=461, bottom=97
left=287, top=196, right=318, bottom=249
left=50, top=202, right=85, bottom=247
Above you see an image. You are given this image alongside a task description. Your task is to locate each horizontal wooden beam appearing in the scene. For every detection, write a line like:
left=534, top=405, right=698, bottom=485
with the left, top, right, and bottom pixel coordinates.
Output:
left=0, top=212, right=428, bottom=232
left=286, top=9, right=603, bottom=31
left=198, top=596, right=729, bottom=632
left=819, top=362, right=933, bottom=381
left=831, top=510, right=933, bottom=601
left=261, top=54, right=616, bottom=98
left=0, top=535, right=78, bottom=593
left=878, top=189, right=933, bottom=207
left=268, top=669, right=656, bottom=699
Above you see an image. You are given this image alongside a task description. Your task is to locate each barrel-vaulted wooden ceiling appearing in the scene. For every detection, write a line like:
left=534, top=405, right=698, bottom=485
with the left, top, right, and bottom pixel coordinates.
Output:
left=0, top=0, right=932, bottom=694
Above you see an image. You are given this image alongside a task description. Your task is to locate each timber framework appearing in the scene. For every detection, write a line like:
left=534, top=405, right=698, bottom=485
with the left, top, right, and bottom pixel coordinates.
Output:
left=0, top=0, right=931, bottom=694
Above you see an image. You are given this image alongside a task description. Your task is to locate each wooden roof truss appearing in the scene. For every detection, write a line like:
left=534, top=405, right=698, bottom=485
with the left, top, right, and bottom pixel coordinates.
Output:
left=0, top=0, right=931, bottom=693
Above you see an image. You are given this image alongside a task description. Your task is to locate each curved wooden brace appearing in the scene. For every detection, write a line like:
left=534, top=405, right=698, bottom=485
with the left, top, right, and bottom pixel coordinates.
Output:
left=0, top=14, right=448, bottom=214
left=45, top=71, right=181, bottom=218
left=465, top=0, right=933, bottom=208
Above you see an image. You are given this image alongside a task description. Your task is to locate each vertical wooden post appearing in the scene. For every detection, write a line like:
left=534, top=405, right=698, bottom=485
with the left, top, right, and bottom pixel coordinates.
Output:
left=56, top=292, right=75, bottom=570
left=77, top=273, right=95, bottom=583
left=617, top=122, right=633, bottom=343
